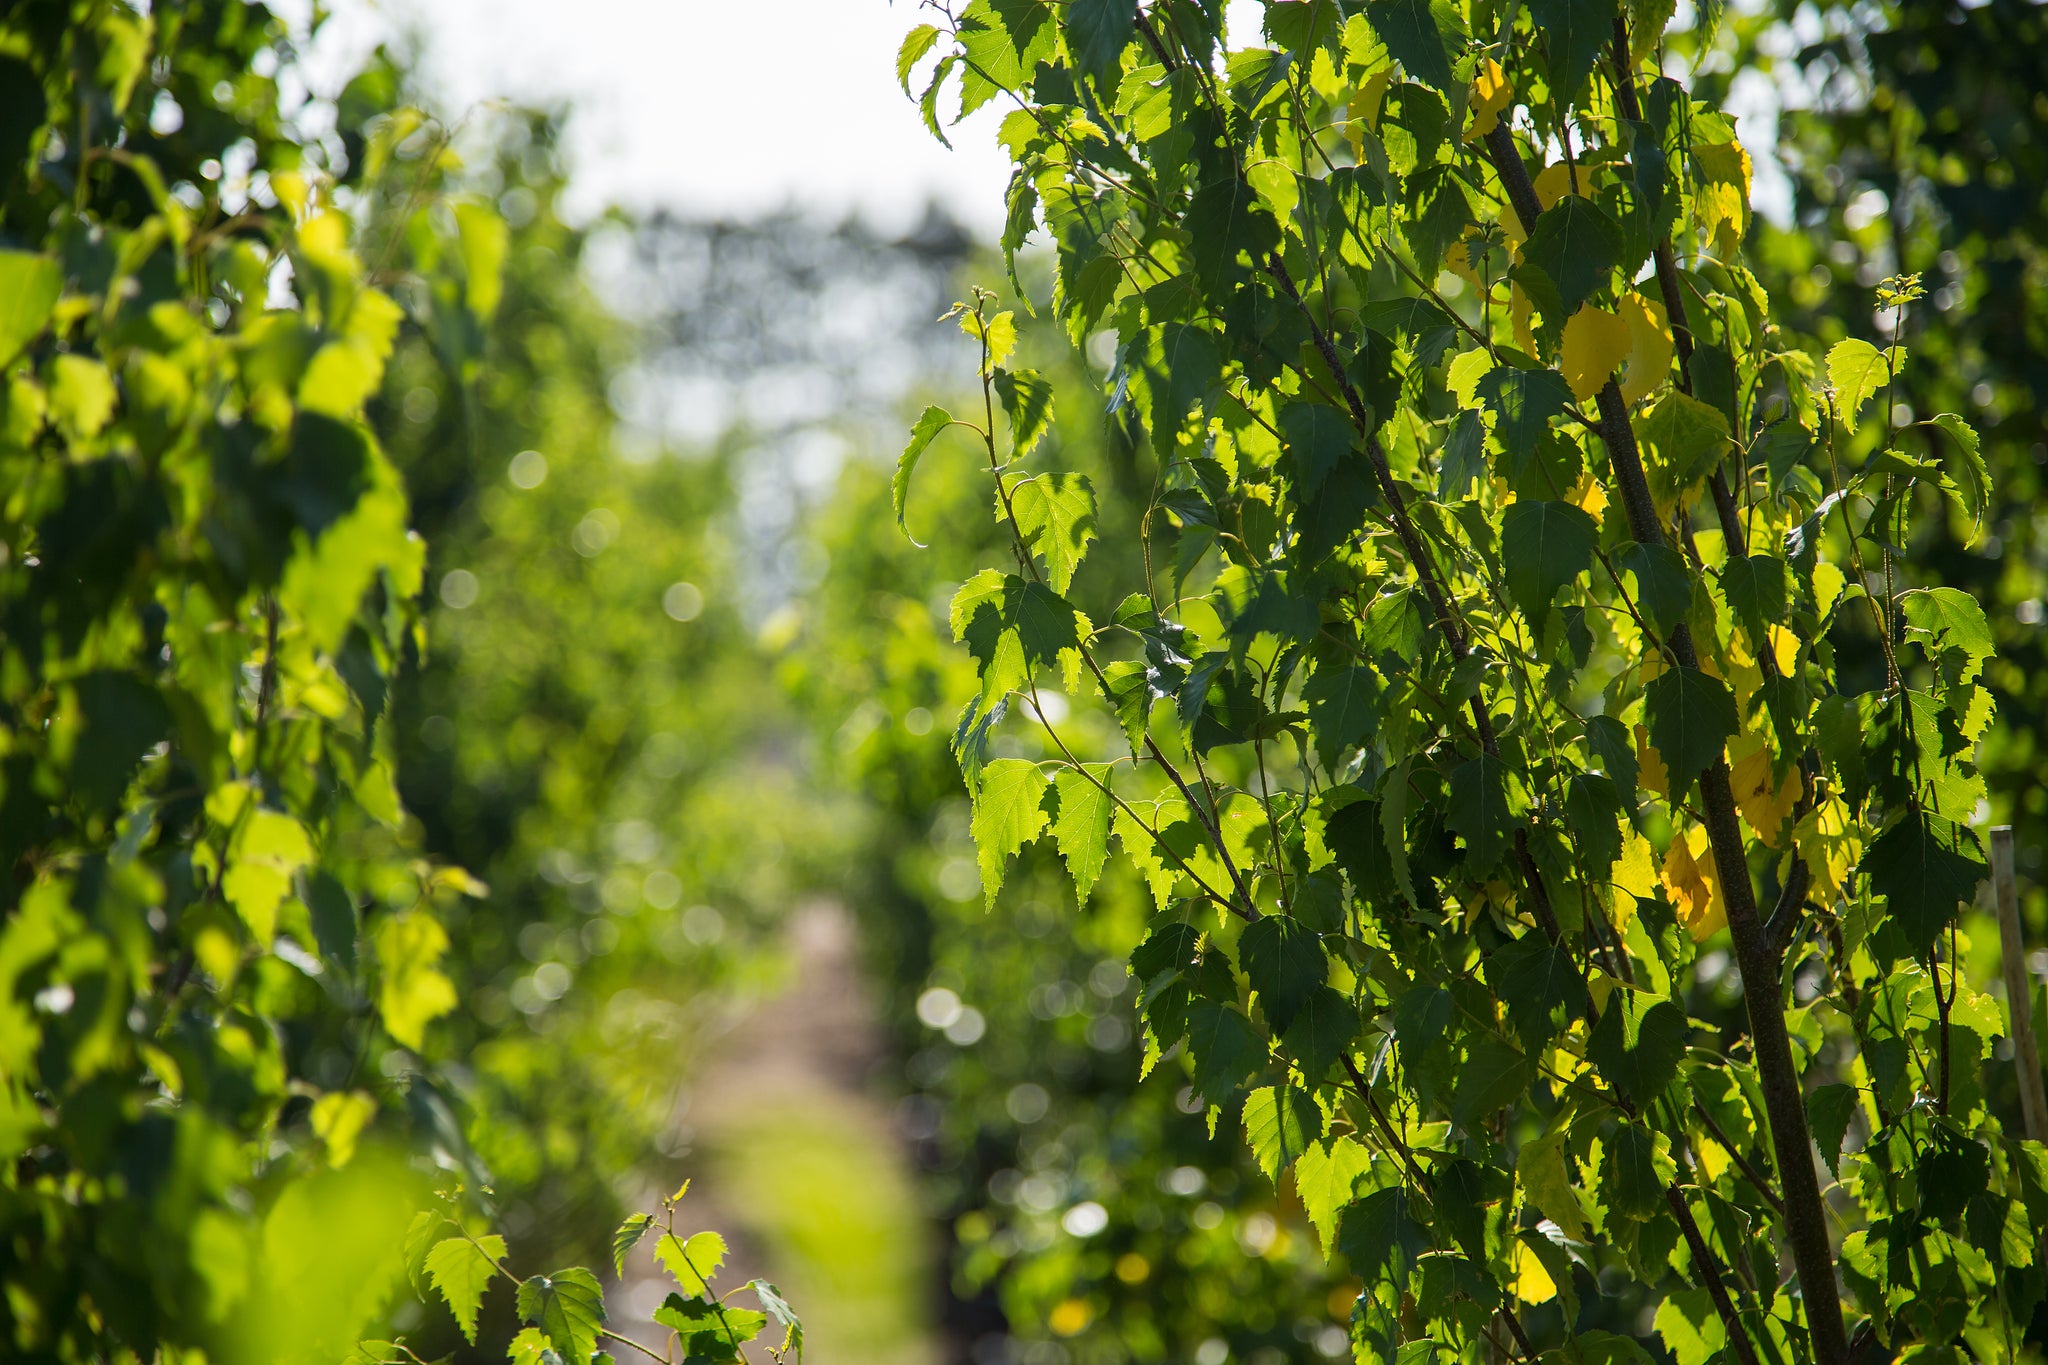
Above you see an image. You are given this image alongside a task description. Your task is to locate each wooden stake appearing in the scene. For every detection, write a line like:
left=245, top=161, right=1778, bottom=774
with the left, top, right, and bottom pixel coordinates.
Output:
left=1992, top=825, right=2048, bottom=1144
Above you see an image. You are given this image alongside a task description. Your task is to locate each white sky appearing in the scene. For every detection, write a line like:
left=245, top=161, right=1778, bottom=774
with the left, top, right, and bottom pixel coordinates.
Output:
left=312, top=0, right=1019, bottom=234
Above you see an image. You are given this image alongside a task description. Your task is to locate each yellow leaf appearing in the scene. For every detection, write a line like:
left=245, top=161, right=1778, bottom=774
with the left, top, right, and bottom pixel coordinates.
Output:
left=1618, top=292, right=1675, bottom=406
left=1510, top=282, right=1537, bottom=356
left=1464, top=59, right=1510, bottom=142
left=1533, top=163, right=1599, bottom=210
left=1765, top=623, right=1798, bottom=675
left=1695, top=1134, right=1732, bottom=1184
left=1662, top=826, right=1727, bottom=941
left=1611, top=828, right=1659, bottom=919
left=1728, top=734, right=1801, bottom=846
left=1634, top=723, right=1670, bottom=798
left=1512, top=1240, right=1558, bottom=1304
left=656, top=1231, right=726, bottom=1294
left=311, top=1090, right=377, bottom=1167
left=1793, top=798, right=1859, bottom=904
left=1560, top=305, right=1633, bottom=402
left=375, top=911, right=458, bottom=1050
left=1350, top=67, right=1394, bottom=130
left=1568, top=470, right=1609, bottom=522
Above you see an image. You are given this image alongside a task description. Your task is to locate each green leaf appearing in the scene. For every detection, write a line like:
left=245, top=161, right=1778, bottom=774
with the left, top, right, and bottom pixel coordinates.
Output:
left=1185, top=175, right=1281, bottom=289
left=611, top=1213, right=652, bottom=1276
left=1827, top=338, right=1893, bottom=424
left=1186, top=1000, right=1266, bottom=1100
left=972, top=758, right=1051, bottom=907
left=1526, top=0, right=1619, bottom=99
left=1009, top=471, right=1097, bottom=594
left=897, top=23, right=942, bottom=93
left=48, top=354, right=117, bottom=439
left=0, top=251, right=61, bottom=369
left=1637, top=390, right=1733, bottom=506
left=1643, top=666, right=1737, bottom=790
left=1719, top=554, right=1788, bottom=644
left=1617, top=541, right=1693, bottom=638
left=1859, top=810, right=1986, bottom=952
left=1451, top=1038, right=1532, bottom=1128
left=1295, top=1135, right=1371, bottom=1254
left=1365, top=0, right=1458, bottom=93
left=1586, top=988, right=1690, bottom=1104
left=1243, top=1083, right=1324, bottom=1185
left=1900, top=587, right=1995, bottom=664
left=1501, top=500, right=1598, bottom=621
left=1486, top=933, right=1586, bottom=1053
left=1516, top=1129, right=1590, bottom=1240
left=1924, top=412, right=1989, bottom=535
left=1052, top=765, right=1113, bottom=903
left=1807, top=1083, right=1858, bottom=1178
left=993, top=366, right=1056, bottom=456
left=1478, top=365, right=1573, bottom=458
left=656, top=1230, right=727, bottom=1294
left=455, top=201, right=509, bottom=321
left=516, top=1268, right=605, bottom=1363
left=747, top=1280, right=803, bottom=1356
left=1302, top=663, right=1382, bottom=773
left=1280, top=401, right=1354, bottom=494
left=894, top=405, right=952, bottom=544
left=1338, top=1185, right=1429, bottom=1279
left=1066, top=0, right=1136, bottom=74
left=1283, top=985, right=1359, bottom=1083
left=1446, top=752, right=1517, bottom=872
left=1239, top=915, right=1327, bottom=1033
left=426, top=1235, right=506, bottom=1344
left=1517, top=196, right=1625, bottom=318
left=1607, top=1123, right=1676, bottom=1220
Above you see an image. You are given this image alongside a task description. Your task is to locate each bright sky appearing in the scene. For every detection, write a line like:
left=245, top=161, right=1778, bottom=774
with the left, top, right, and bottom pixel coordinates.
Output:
left=315, top=0, right=1020, bottom=233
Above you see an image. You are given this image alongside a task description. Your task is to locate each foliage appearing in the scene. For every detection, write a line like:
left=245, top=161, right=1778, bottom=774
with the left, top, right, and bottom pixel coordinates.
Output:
left=364, top=1184, right=804, bottom=1365
left=0, top=3, right=490, bottom=1357
left=899, top=4, right=2024, bottom=1364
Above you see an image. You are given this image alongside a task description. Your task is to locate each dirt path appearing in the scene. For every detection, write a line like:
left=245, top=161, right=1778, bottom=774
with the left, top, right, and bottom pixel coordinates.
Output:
left=614, top=902, right=935, bottom=1365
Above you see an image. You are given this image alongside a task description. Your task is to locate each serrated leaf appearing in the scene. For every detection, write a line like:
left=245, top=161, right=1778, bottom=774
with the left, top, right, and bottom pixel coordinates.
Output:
left=516, top=1268, right=604, bottom=1363
left=656, top=1230, right=728, bottom=1295
left=1365, top=0, right=1457, bottom=93
left=1066, top=0, right=1137, bottom=74
left=1526, top=0, right=1619, bottom=100
left=1301, top=663, right=1382, bottom=773
left=964, top=309, right=1019, bottom=375
left=1516, top=1129, right=1590, bottom=1241
left=897, top=23, right=943, bottom=93
left=1807, top=1083, right=1858, bottom=1178
left=1243, top=1083, right=1324, bottom=1185
left=1478, top=365, right=1573, bottom=458
left=1859, top=810, right=1986, bottom=952
left=1295, top=1135, right=1371, bottom=1254
left=1447, top=752, right=1517, bottom=872
left=1637, top=389, right=1732, bottom=508
left=1900, top=587, right=1994, bottom=663
left=1053, top=765, right=1113, bottom=903
left=1501, top=500, right=1597, bottom=621
left=1616, top=541, right=1692, bottom=638
left=427, top=1235, right=506, bottom=1344
left=993, top=366, right=1056, bottom=457
left=1239, top=915, right=1327, bottom=1033
left=1643, top=666, right=1737, bottom=792
left=1280, top=401, right=1354, bottom=494
left=1924, top=412, right=1988, bottom=535
left=748, top=1280, right=803, bottom=1355
left=972, top=758, right=1051, bottom=906
left=1186, top=1000, right=1266, bottom=1100
left=1586, top=987, right=1690, bottom=1104
left=611, top=1213, right=652, bottom=1276
left=1283, top=984, right=1359, bottom=1083
left=894, top=405, right=953, bottom=545
left=1009, top=471, right=1096, bottom=593
left=1518, top=196, right=1624, bottom=319
left=1486, top=933, right=1585, bottom=1053
left=1827, top=337, right=1893, bottom=424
